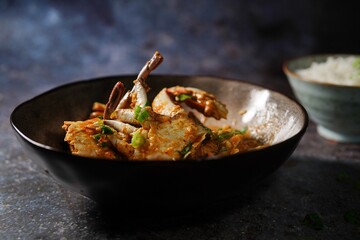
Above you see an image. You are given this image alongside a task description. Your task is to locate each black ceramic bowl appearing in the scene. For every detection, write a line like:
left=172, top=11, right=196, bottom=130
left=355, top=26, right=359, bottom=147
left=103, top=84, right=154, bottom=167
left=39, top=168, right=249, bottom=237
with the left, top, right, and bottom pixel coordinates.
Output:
left=11, top=75, right=307, bottom=211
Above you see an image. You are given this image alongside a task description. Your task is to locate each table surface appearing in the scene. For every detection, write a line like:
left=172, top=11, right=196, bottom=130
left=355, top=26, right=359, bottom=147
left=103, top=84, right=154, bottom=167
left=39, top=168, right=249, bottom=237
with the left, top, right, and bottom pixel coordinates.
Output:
left=1, top=1, right=360, bottom=240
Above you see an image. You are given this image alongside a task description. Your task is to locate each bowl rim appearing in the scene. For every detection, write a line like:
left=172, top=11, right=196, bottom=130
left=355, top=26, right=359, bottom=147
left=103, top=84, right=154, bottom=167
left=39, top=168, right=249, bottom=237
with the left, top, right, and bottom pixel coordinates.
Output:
left=10, top=74, right=309, bottom=165
left=283, top=53, right=360, bottom=89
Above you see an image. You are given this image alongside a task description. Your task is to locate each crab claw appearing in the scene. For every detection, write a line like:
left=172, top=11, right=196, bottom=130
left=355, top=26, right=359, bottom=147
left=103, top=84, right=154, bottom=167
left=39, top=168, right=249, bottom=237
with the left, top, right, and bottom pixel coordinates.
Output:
left=166, top=86, right=228, bottom=120
left=137, top=51, right=164, bottom=85
left=110, top=51, right=164, bottom=112
left=104, top=81, right=125, bottom=119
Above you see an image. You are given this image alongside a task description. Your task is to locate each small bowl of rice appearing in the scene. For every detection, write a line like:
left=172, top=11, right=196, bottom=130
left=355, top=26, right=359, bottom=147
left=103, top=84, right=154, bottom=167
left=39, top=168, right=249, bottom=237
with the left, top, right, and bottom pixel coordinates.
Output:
left=283, top=54, right=360, bottom=143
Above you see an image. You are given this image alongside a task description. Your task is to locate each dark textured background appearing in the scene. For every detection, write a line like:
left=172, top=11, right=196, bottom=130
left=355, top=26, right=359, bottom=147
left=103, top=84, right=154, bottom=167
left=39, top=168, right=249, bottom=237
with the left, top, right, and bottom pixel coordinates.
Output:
left=1, top=1, right=360, bottom=239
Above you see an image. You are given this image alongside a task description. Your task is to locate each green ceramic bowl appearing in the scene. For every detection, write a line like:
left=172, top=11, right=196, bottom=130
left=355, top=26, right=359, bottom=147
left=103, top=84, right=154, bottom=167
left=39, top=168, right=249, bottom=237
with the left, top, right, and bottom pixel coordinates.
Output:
left=283, top=54, right=360, bottom=143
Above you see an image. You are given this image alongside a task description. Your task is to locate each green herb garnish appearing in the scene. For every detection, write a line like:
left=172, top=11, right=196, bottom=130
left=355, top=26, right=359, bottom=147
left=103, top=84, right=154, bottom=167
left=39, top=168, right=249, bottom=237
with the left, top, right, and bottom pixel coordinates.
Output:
left=179, top=143, right=192, bottom=158
left=134, top=105, right=141, bottom=118
left=131, top=131, right=146, bottom=148
left=202, top=125, right=213, bottom=135
left=302, top=212, right=324, bottom=230
left=218, top=132, right=233, bottom=140
left=93, top=133, right=102, bottom=142
left=94, top=119, right=104, bottom=126
left=134, top=105, right=150, bottom=123
left=218, top=127, right=248, bottom=140
left=138, top=109, right=149, bottom=123
left=101, top=125, right=114, bottom=135
left=176, top=94, right=193, bottom=102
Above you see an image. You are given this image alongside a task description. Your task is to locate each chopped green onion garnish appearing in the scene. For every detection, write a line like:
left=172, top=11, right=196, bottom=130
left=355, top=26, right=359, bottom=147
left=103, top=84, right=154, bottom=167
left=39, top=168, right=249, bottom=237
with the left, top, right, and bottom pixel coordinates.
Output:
left=131, top=131, right=146, bottom=148
left=179, top=143, right=192, bottom=158
left=134, top=105, right=142, bottom=119
left=176, top=94, right=193, bottom=102
left=94, top=119, right=104, bottom=126
left=235, top=127, right=248, bottom=135
left=134, top=105, right=150, bottom=123
left=101, top=125, right=114, bottom=135
left=218, top=132, right=233, bottom=140
left=218, top=127, right=247, bottom=140
left=138, top=109, right=149, bottom=123
left=93, top=133, right=102, bottom=142
left=203, top=125, right=213, bottom=135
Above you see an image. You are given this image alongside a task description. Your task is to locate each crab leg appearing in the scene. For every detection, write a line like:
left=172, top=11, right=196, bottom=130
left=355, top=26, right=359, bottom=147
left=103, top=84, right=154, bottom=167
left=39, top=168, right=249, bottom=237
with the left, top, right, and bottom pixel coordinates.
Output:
left=103, top=51, right=163, bottom=121
left=119, top=51, right=164, bottom=109
left=136, top=51, right=164, bottom=85
left=165, top=86, right=228, bottom=120
left=104, top=82, right=125, bottom=119
left=107, top=51, right=164, bottom=124
left=116, top=91, right=131, bottom=110
left=114, top=109, right=140, bottom=125
left=104, top=119, right=138, bottom=135
left=132, top=81, right=148, bottom=107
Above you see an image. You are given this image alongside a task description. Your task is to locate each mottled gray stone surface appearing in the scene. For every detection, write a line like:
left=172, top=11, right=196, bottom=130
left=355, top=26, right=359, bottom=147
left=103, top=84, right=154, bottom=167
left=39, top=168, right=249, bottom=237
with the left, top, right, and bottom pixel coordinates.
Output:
left=1, top=1, right=360, bottom=239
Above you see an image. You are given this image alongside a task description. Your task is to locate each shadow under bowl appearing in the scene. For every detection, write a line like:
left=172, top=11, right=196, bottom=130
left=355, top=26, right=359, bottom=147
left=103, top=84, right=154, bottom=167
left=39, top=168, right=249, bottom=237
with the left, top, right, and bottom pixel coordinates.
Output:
left=11, top=75, right=308, bottom=212
left=283, top=54, right=360, bottom=143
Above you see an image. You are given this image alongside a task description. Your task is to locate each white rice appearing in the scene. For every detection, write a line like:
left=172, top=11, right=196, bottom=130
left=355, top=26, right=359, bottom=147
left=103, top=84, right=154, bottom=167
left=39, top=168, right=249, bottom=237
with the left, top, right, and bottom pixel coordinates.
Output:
left=296, top=56, right=360, bottom=86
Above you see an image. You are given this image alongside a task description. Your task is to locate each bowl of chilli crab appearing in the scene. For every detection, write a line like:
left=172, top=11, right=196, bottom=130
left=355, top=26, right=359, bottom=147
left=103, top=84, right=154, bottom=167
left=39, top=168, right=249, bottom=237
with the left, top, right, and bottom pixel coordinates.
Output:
left=11, top=53, right=308, bottom=212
